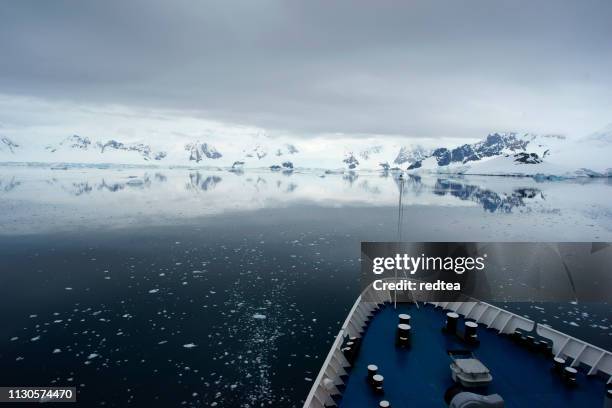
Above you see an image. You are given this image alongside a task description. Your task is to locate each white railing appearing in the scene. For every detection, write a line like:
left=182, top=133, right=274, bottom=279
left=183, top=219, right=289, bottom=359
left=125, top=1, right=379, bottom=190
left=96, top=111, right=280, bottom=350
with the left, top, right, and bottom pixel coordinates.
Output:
left=302, top=286, right=391, bottom=407
left=303, top=281, right=612, bottom=407
left=429, top=300, right=612, bottom=383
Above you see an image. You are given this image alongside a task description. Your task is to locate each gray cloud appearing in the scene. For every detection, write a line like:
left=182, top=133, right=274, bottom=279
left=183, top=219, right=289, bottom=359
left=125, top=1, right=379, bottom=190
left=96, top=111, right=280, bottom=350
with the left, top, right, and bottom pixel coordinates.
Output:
left=1, top=0, right=611, bottom=138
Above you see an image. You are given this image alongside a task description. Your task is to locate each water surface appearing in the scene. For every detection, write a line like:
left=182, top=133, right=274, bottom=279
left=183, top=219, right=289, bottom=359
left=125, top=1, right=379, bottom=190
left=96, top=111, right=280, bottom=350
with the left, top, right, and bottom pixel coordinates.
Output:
left=1, top=167, right=611, bottom=407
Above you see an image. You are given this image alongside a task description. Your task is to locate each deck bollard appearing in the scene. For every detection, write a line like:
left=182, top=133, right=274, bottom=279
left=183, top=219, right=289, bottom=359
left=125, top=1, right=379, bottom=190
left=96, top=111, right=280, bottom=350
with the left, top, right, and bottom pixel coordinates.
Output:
left=398, top=313, right=411, bottom=325
left=342, top=344, right=354, bottom=363
left=553, top=357, right=566, bottom=373
left=526, top=335, right=537, bottom=349
left=444, top=312, right=459, bottom=333
left=372, top=374, right=384, bottom=394
left=511, top=329, right=522, bottom=342
left=464, top=321, right=478, bottom=343
left=563, top=366, right=577, bottom=386
left=396, top=323, right=411, bottom=347
left=367, top=364, right=378, bottom=384
left=538, top=340, right=552, bottom=356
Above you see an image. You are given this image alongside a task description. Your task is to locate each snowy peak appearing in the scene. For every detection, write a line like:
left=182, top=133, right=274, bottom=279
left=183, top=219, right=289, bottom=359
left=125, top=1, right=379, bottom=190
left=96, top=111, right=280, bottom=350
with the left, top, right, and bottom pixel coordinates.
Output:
left=472, top=132, right=529, bottom=155
left=408, top=130, right=611, bottom=178
left=202, top=143, right=222, bottom=159
left=98, top=140, right=166, bottom=161
left=409, top=132, right=531, bottom=169
left=394, top=145, right=429, bottom=165
left=244, top=145, right=267, bottom=160
left=343, top=152, right=360, bottom=169
left=44, top=135, right=166, bottom=161
left=285, top=144, right=299, bottom=154
left=49, top=134, right=92, bottom=151
left=359, top=145, right=382, bottom=160
left=273, top=144, right=299, bottom=157
left=0, top=125, right=609, bottom=177
left=0, top=136, right=19, bottom=153
left=445, top=132, right=528, bottom=165
left=185, top=141, right=223, bottom=162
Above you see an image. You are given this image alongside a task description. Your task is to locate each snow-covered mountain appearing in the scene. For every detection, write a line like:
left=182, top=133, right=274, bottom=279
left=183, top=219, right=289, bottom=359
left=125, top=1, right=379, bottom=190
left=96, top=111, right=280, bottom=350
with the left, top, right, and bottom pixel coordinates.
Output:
left=407, top=132, right=530, bottom=169
left=41, top=135, right=167, bottom=162
left=334, top=143, right=429, bottom=171
left=185, top=142, right=222, bottom=163
left=407, top=130, right=611, bottom=178
left=99, top=139, right=167, bottom=161
left=394, top=145, right=429, bottom=166
left=0, top=131, right=428, bottom=171
left=0, top=125, right=610, bottom=177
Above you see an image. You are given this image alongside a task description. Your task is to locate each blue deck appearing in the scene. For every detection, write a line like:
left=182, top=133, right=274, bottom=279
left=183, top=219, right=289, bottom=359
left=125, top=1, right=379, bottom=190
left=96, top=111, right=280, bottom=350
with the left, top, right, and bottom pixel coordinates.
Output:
left=339, top=303, right=607, bottom=408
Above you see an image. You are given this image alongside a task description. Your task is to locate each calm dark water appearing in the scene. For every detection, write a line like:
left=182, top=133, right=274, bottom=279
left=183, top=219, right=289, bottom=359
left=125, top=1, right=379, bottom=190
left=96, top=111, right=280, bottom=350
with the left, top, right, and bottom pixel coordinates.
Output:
left=1, top=167, right=611, bottom=407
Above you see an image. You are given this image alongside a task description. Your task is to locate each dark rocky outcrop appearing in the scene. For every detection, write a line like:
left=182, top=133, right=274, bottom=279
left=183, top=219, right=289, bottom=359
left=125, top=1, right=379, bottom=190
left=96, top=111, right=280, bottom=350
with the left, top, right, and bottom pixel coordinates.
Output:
left=343, top=153, right=360, bottom=169
left=513, top=152, right=542, bottom=164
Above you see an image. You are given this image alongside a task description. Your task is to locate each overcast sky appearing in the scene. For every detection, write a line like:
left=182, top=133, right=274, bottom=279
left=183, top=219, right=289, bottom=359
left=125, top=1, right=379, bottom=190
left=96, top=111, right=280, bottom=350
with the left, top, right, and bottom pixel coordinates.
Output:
left=1, top=0, right=612, bottom=140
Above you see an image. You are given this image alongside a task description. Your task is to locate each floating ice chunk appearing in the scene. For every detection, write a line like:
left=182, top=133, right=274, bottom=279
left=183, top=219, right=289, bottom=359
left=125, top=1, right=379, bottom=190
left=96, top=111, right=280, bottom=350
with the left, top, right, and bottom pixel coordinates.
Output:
left=31, top=336, right=40, bottom=342
left=52, top=349, right=61, bottom=354
left=148, top=289, right=160, bottom=294
left=252, top=314, right=266, bottom=320
left=183, top=343, right=197, bottom=348
left=87, top=353, right=99, bottom=359
left=10, top=337, right=18, bottom=341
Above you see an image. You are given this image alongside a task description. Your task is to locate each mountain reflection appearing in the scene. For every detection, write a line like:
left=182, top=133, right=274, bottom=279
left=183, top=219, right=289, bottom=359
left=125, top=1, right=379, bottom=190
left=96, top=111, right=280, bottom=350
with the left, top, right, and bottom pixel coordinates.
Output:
left=432, top=178, right=543, bottom=213
left=187, top=172, right=222, bottom=191
left=0, top=168, right=607, bottom=220
left=343, top=171, right=359, bottom=185
left=98, top=180, right=126, bottom=192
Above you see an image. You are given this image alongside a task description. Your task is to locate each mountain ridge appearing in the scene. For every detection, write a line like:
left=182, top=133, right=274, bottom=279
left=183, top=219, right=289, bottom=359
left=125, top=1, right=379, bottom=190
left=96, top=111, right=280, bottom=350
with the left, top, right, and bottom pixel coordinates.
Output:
left=1, top=126, right=610, bottom=178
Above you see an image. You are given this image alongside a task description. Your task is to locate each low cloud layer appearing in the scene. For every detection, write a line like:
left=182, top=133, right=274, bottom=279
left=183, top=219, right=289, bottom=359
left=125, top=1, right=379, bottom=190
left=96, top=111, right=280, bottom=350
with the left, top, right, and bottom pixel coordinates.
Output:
left=1, top=0, right=611, bottom=139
